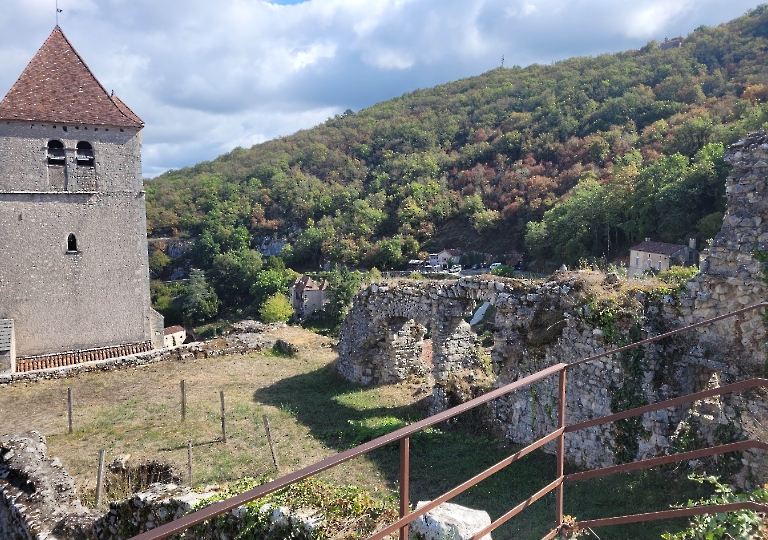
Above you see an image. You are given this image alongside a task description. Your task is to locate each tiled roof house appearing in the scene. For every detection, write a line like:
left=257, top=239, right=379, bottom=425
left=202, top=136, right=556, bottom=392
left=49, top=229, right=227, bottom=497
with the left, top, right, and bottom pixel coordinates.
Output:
left=290, top=276, right=329, bottom=320
left=629, top=239, right=696, bottom=277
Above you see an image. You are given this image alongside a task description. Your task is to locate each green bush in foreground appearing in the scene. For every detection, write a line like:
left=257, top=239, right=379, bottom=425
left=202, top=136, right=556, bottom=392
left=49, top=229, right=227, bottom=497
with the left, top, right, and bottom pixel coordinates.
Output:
left=662, top=475, right=768, bottom=540
left=191, top=477, right=398, bottom=539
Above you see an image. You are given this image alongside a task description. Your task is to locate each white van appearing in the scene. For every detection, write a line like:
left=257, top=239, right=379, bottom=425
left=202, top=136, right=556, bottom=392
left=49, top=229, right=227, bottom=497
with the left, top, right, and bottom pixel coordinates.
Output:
left=490, top=263, right=502, bottom=269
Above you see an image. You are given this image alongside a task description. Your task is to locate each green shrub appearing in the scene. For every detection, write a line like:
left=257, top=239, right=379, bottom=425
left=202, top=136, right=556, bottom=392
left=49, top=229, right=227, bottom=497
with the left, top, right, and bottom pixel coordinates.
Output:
left=259, top=294, right=293, bottom=323
left=662, top=475, right=768, bottom=540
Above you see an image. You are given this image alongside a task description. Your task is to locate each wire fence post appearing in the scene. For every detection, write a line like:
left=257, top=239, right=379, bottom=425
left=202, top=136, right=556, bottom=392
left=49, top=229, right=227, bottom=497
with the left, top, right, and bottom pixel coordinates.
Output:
left=67, top=387, right=73, bottom=434
left=399, top=436, right=410, bottom=540
left=180, top=380, right=186, bottom=421
left=95, top=449, right=106, bottom=506
left=220, top=390, right=226, bottom=443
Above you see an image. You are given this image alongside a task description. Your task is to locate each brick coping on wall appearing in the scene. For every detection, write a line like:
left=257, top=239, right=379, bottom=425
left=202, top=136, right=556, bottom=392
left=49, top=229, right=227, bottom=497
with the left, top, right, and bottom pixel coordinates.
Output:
left=15, top=341, right=153, bottom=372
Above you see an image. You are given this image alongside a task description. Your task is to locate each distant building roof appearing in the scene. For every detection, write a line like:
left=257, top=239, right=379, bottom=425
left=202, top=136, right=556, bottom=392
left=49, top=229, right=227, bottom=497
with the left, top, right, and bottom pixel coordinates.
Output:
left=660, top=37, right=684, bottom=50
left=293, top=275, right=328, bottom=296
left=631, top=240, right=687, bottom=256
left=0, top=26, right=143, bottom=127
left=164, top=326, right=185, bottom=335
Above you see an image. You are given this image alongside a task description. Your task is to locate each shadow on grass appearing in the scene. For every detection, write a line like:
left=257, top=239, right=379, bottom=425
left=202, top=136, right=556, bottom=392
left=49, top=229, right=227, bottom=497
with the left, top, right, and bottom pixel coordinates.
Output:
left=254, top=364, right=711, bottom=539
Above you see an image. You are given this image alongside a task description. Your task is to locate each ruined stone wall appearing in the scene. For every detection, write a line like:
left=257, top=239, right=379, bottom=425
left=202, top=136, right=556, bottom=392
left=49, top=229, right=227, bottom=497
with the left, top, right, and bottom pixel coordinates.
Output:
left=337, top=132, right=768, bottom=480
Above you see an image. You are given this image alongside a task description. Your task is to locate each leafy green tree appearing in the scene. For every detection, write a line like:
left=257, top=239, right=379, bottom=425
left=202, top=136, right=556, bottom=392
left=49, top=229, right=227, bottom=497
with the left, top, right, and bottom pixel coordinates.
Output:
left=148, top=250, right=171, bottom=278
left=209, top=248, right=263, bottom=306
left=183, top=269, right=219, bottom=324
left=250, top=267, right=300, bottom=308
left=326, top=266, right=363, bottom=326
left=259, top=294, right=294, bottom=323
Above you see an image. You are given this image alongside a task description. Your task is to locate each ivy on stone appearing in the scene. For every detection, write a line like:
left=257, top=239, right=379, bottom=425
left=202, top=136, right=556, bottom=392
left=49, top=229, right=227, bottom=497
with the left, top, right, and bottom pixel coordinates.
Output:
left=608, top=323, right=650, bottom=464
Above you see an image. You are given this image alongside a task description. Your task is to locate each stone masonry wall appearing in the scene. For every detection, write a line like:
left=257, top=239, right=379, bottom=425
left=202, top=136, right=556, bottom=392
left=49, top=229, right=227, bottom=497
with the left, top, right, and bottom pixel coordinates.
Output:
left=338, top=132, right=768, bottom=480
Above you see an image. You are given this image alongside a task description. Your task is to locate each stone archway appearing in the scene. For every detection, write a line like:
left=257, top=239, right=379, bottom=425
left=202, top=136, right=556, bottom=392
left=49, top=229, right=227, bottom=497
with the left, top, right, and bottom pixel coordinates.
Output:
left=337, top=278, right=510, bottom=389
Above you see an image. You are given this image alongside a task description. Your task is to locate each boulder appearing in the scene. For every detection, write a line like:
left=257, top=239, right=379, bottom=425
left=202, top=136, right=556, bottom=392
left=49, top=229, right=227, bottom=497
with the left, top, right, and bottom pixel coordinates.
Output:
left=409, top=501, right=492, bottom=540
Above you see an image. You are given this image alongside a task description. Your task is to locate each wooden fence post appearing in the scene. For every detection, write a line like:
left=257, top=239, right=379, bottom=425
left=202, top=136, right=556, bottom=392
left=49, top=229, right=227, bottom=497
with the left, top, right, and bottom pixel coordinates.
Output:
left=67, top=388, right=73, bottom=434
left=263, top=414, right=279, bottom=472
left=95, top=449, right=106, bottom=506
left=181, top=380, right=186, bottom=421
left=187, top=441, right=193, bottom=487
left=220, top=391, right=227, bottom=443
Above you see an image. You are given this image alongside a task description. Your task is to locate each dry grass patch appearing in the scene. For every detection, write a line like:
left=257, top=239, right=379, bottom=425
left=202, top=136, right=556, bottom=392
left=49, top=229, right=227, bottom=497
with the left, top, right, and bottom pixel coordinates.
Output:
left=0, top=326, right=424, bottom=507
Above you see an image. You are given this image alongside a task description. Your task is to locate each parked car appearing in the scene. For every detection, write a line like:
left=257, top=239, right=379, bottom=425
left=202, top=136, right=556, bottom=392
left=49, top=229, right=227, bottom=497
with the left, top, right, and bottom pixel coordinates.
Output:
left=450, top=265, right=462, bottom=273
left=490, top=262, right=502, bottom=270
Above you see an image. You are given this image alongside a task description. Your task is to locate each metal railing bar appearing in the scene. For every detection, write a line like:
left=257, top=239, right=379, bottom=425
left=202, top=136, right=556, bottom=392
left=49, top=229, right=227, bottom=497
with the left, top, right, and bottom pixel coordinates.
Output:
left=129, top=304, right=768, bottom=540
left=469, top=477, right=563, bottom=540
left=566, top=378, right=768, bottom=433
left=540, top=528, right=562, bottom=540
left=576, top=501, right=768, bottom=528
left=130, top=363, right=567, bottom=540
left=567, top=302, right=768, bottom=369
left=565, top=440, right=768, bottom=482
left=367, top=428, right=565, bottom=540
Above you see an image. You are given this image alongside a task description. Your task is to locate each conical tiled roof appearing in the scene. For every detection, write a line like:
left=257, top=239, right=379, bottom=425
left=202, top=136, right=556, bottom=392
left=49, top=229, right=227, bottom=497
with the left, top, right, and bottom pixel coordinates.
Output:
left=0, top=27, right=142, bottom=128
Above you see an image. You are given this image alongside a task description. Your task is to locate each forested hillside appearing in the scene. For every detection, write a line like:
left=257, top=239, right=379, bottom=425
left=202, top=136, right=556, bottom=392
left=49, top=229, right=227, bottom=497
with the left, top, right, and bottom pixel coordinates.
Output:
left=146, top=5, right=768, bottom=272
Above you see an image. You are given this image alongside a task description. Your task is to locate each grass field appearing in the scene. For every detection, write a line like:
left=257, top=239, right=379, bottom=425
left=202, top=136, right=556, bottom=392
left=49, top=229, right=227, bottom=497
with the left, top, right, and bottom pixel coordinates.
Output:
left=0, top=325, right=711, bottom=539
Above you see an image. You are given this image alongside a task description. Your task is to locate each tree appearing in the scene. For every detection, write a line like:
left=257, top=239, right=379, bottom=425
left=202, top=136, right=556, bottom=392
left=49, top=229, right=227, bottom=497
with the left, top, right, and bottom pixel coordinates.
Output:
left=259, top=294, right=293, bottom=323
left=209, top=248, right=263, bottom=306
left=325, top=266, right=363, bottom=325
left=148, top=250, right=171, bottom=278
left=183, top=269, right=219, bottom=324
left=250, top=267, right=300, bottom=308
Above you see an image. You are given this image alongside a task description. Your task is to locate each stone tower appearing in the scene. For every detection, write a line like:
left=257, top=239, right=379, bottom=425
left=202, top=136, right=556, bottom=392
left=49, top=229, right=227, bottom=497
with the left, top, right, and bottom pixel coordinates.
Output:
left=0, top=27, right=163, bottom=372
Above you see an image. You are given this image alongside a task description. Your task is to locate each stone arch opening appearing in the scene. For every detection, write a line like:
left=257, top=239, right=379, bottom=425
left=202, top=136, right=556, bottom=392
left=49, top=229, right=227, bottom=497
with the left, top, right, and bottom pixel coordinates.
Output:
left=46, top=140, right=65, bottom=165
left=67, top=233, right=78, bottom=253
left=76, top=141, right=94, bottom=167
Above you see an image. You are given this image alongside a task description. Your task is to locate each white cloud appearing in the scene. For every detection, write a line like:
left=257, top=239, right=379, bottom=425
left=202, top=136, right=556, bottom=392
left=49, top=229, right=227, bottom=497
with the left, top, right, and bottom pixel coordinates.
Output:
left=364, top=48, right=415, bottom=70
left=0, top=0, right=760, bottom=176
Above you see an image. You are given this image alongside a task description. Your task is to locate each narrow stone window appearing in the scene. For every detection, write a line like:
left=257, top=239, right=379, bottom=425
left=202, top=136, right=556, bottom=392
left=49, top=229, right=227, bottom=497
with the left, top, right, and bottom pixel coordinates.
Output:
left=47, top=140, right=65, bottom=165
left=67, top=233, right=78, bottom=253
left=657, top=260, right=662, bottom=271
left=76, top=141, right=94, bottom=167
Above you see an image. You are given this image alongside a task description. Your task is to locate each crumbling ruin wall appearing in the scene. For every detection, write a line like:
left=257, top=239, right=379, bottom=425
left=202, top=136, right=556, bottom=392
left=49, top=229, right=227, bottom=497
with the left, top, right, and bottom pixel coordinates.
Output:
left=337, top=132, right=768, bottom=479
left=0, top=432, right=97, bottom=540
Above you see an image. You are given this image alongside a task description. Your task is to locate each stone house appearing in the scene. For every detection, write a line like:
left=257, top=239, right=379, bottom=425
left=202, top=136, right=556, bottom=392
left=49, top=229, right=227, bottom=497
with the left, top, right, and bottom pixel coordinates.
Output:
left=660, top=37, right=684, bottom=50
left=628, top=239, right=697, bottom=277
left=290, top=275, right=328, bottom=320
left=163, top=326, right=186, bottom=347
left=0, top=27, right=163, bottom=373
left=429, top=249, right=464, bottom=270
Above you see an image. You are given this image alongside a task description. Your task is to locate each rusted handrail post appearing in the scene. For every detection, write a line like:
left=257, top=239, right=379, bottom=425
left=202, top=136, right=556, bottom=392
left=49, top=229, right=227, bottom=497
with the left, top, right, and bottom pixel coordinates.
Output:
left=400, top=436, right=410, bottom=540
left=555, top=367, right=566, bottom=527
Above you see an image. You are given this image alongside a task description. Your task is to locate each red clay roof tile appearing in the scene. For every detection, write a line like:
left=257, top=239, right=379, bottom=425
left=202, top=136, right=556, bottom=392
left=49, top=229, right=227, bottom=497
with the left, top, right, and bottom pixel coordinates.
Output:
left=0, top=27, right=142, bottom=128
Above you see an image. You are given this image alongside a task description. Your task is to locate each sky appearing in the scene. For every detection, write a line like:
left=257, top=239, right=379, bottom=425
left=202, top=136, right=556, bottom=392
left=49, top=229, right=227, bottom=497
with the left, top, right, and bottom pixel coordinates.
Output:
left=0, top=0, right=762, bottom=177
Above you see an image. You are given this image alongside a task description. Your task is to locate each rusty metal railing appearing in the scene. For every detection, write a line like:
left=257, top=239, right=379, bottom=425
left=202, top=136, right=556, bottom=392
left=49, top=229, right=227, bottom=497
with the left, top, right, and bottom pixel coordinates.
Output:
left=130, top=301, right=768, bottom=540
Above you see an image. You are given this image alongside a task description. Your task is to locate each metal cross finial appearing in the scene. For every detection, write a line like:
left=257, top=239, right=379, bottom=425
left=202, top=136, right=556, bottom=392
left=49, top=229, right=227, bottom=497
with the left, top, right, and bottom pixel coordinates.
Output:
left=56, top=0, right=63, bottom=26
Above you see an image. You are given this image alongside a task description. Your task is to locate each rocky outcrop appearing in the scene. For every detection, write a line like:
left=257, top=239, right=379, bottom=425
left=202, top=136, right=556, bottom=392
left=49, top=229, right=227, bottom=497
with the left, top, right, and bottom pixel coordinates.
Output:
left=0, top=432, right=97, bottom=540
